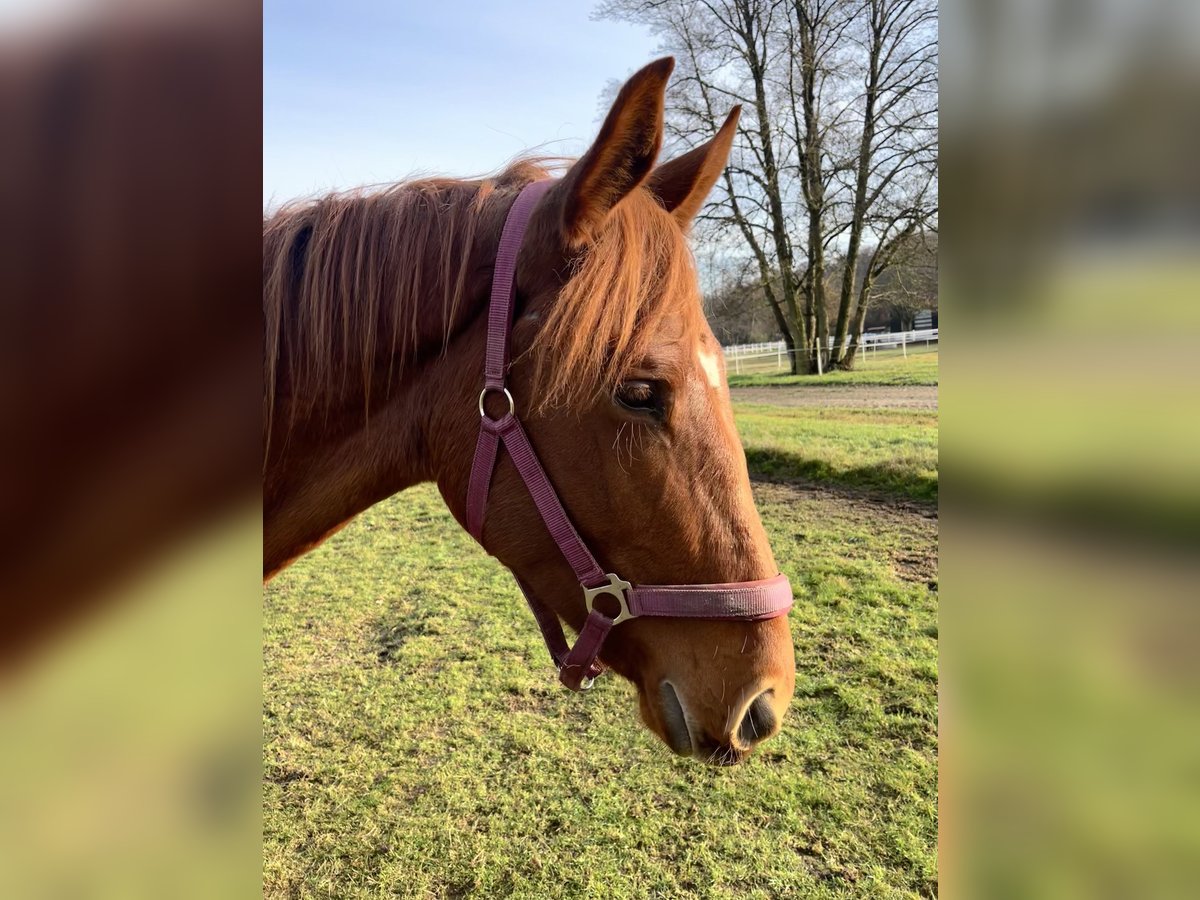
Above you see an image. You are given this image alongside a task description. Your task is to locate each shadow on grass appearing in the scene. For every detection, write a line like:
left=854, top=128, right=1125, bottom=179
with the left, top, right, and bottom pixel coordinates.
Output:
left=745, top=446, right=937, bottom=505
left=374, top=600, right=439, bottom=663
left=944, top=465, right=1198, bottom=551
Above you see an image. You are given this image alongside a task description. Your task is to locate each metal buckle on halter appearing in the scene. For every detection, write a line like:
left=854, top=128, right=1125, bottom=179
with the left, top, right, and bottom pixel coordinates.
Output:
left=478, top=386, right=515, bottom=421
left=583, top=573, right=635, bottom=625
left=556, top=666, right=598, bottom=691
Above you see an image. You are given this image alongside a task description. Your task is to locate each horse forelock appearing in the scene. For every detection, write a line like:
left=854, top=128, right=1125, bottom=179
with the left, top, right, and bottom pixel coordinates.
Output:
left=528, top=187, right=701, bottom=413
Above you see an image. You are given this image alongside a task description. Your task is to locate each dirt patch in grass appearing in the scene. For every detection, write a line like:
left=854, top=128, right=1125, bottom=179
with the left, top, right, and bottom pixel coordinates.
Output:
left=752, top=479, right=938, bottom=589
left=733, top=384, right=938, bottom=410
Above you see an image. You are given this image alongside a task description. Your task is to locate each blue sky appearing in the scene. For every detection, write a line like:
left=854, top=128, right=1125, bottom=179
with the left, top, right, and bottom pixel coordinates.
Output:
left=264, top=1, right=662, bottom=208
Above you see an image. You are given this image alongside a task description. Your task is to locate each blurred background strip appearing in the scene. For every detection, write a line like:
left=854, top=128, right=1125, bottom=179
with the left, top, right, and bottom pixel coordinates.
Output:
left=0, top=2, right=262, bottom=897
left=941, top=0, right=1200, bottom=897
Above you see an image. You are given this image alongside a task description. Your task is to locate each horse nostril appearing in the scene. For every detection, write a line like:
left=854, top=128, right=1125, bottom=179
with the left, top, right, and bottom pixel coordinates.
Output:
left=737, top=690, right=777, bottom=747
left=658, top=681, right=694, bottom=756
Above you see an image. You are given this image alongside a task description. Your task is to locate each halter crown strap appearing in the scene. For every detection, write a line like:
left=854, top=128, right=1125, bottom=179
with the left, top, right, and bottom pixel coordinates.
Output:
left=465, top=179, right=793, bottom=691
left=482, top=179, right=552, bottom=391
left=466, top=179, right=555, bottom=542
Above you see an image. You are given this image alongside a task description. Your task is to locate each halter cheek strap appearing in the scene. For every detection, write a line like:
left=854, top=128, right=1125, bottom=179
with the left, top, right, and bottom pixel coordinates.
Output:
left=465, top=179, right=793, bottom=691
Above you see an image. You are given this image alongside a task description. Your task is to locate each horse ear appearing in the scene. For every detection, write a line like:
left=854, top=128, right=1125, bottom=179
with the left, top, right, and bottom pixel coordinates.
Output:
left=555, top=57, right=674, bottom=246
left=647, top=106, right=741, bottom=228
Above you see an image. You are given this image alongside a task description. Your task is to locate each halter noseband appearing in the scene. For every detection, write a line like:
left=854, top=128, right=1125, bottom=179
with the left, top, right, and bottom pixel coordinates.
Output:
left=465, top=180, right=793, bottom=691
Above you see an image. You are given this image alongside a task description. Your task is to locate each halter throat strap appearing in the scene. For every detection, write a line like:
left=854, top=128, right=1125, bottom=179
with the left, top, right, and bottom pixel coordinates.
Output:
left=465, top=179, right=792, bottom=691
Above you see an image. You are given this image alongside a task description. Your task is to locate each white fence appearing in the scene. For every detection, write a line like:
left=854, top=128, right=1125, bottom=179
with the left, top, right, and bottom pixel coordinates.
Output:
left=860, top=327, right=938, bottom=350
left=722, top=328, right=938, bottom=374
left=722, top=340, right=788, bottom=357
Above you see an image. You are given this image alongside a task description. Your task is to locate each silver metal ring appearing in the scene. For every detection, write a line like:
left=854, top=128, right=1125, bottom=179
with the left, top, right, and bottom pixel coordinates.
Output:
left=478, top=386, right=515, bottom=420
left=583, top=573, right=635, bottom=625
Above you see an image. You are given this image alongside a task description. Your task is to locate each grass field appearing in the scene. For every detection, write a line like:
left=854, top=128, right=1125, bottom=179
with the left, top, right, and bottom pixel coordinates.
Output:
left=734, top=404, right=938, bottom=504
left=264, top=389, right=939, bottom=899
left=727, top=351, right=938, bottom=387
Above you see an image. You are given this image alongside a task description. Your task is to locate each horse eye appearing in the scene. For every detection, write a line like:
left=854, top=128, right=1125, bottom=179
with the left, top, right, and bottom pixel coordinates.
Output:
left=615, top=380, right=665, bottom=418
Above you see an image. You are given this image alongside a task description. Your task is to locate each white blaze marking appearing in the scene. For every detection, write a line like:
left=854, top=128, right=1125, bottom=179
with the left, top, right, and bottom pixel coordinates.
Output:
left=698, top=347, right=723, bottom=390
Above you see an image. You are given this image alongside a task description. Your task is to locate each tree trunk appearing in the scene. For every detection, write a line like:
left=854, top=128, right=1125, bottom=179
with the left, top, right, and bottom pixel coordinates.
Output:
left=728, top=1, right=809, bottom=365
left=804, top=211, right=828, bottom=374
left=760, top=269, right=800, bottom=374
left=783, top=327, right=800, bottom=374
left=794, top=0, right=830, bottom=374
left=829, top=2, right=882, bottom=368
left=842, top=268, right=875, bottom=369
left=747, top=61, right=806, bottom=362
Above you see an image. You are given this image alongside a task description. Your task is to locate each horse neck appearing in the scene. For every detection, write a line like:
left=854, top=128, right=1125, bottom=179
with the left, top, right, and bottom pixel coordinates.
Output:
left=263, top=188, right=503, bottom=577
left=263, top=378, right=416, bottom=577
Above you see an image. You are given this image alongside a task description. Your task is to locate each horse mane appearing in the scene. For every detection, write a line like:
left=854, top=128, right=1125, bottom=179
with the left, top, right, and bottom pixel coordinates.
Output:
left=263, top=158, right=698, bottom=454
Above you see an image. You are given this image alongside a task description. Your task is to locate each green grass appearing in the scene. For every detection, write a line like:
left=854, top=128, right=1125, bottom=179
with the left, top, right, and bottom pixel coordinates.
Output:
left=734, top=403, right=939, bottom=504
left=727, top=351, right=938, bottom=387
left=264, top=393, right=939, bottom=899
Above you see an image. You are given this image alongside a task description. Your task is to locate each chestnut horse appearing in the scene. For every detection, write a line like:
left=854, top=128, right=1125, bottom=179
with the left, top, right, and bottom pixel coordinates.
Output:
left=263, top=59, right=795, bottom=764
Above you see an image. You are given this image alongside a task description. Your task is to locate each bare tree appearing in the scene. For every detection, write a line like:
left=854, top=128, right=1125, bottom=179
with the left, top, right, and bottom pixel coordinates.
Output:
left=827, top=0, right=938, bottom=368
left=843, top=178, right=938, bottom=365
left=597, top=0, right=937, bottom=373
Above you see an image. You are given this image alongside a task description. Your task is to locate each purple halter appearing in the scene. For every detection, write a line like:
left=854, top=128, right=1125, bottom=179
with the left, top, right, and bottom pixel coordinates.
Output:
left=466, top=180, right=793, bottom=691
